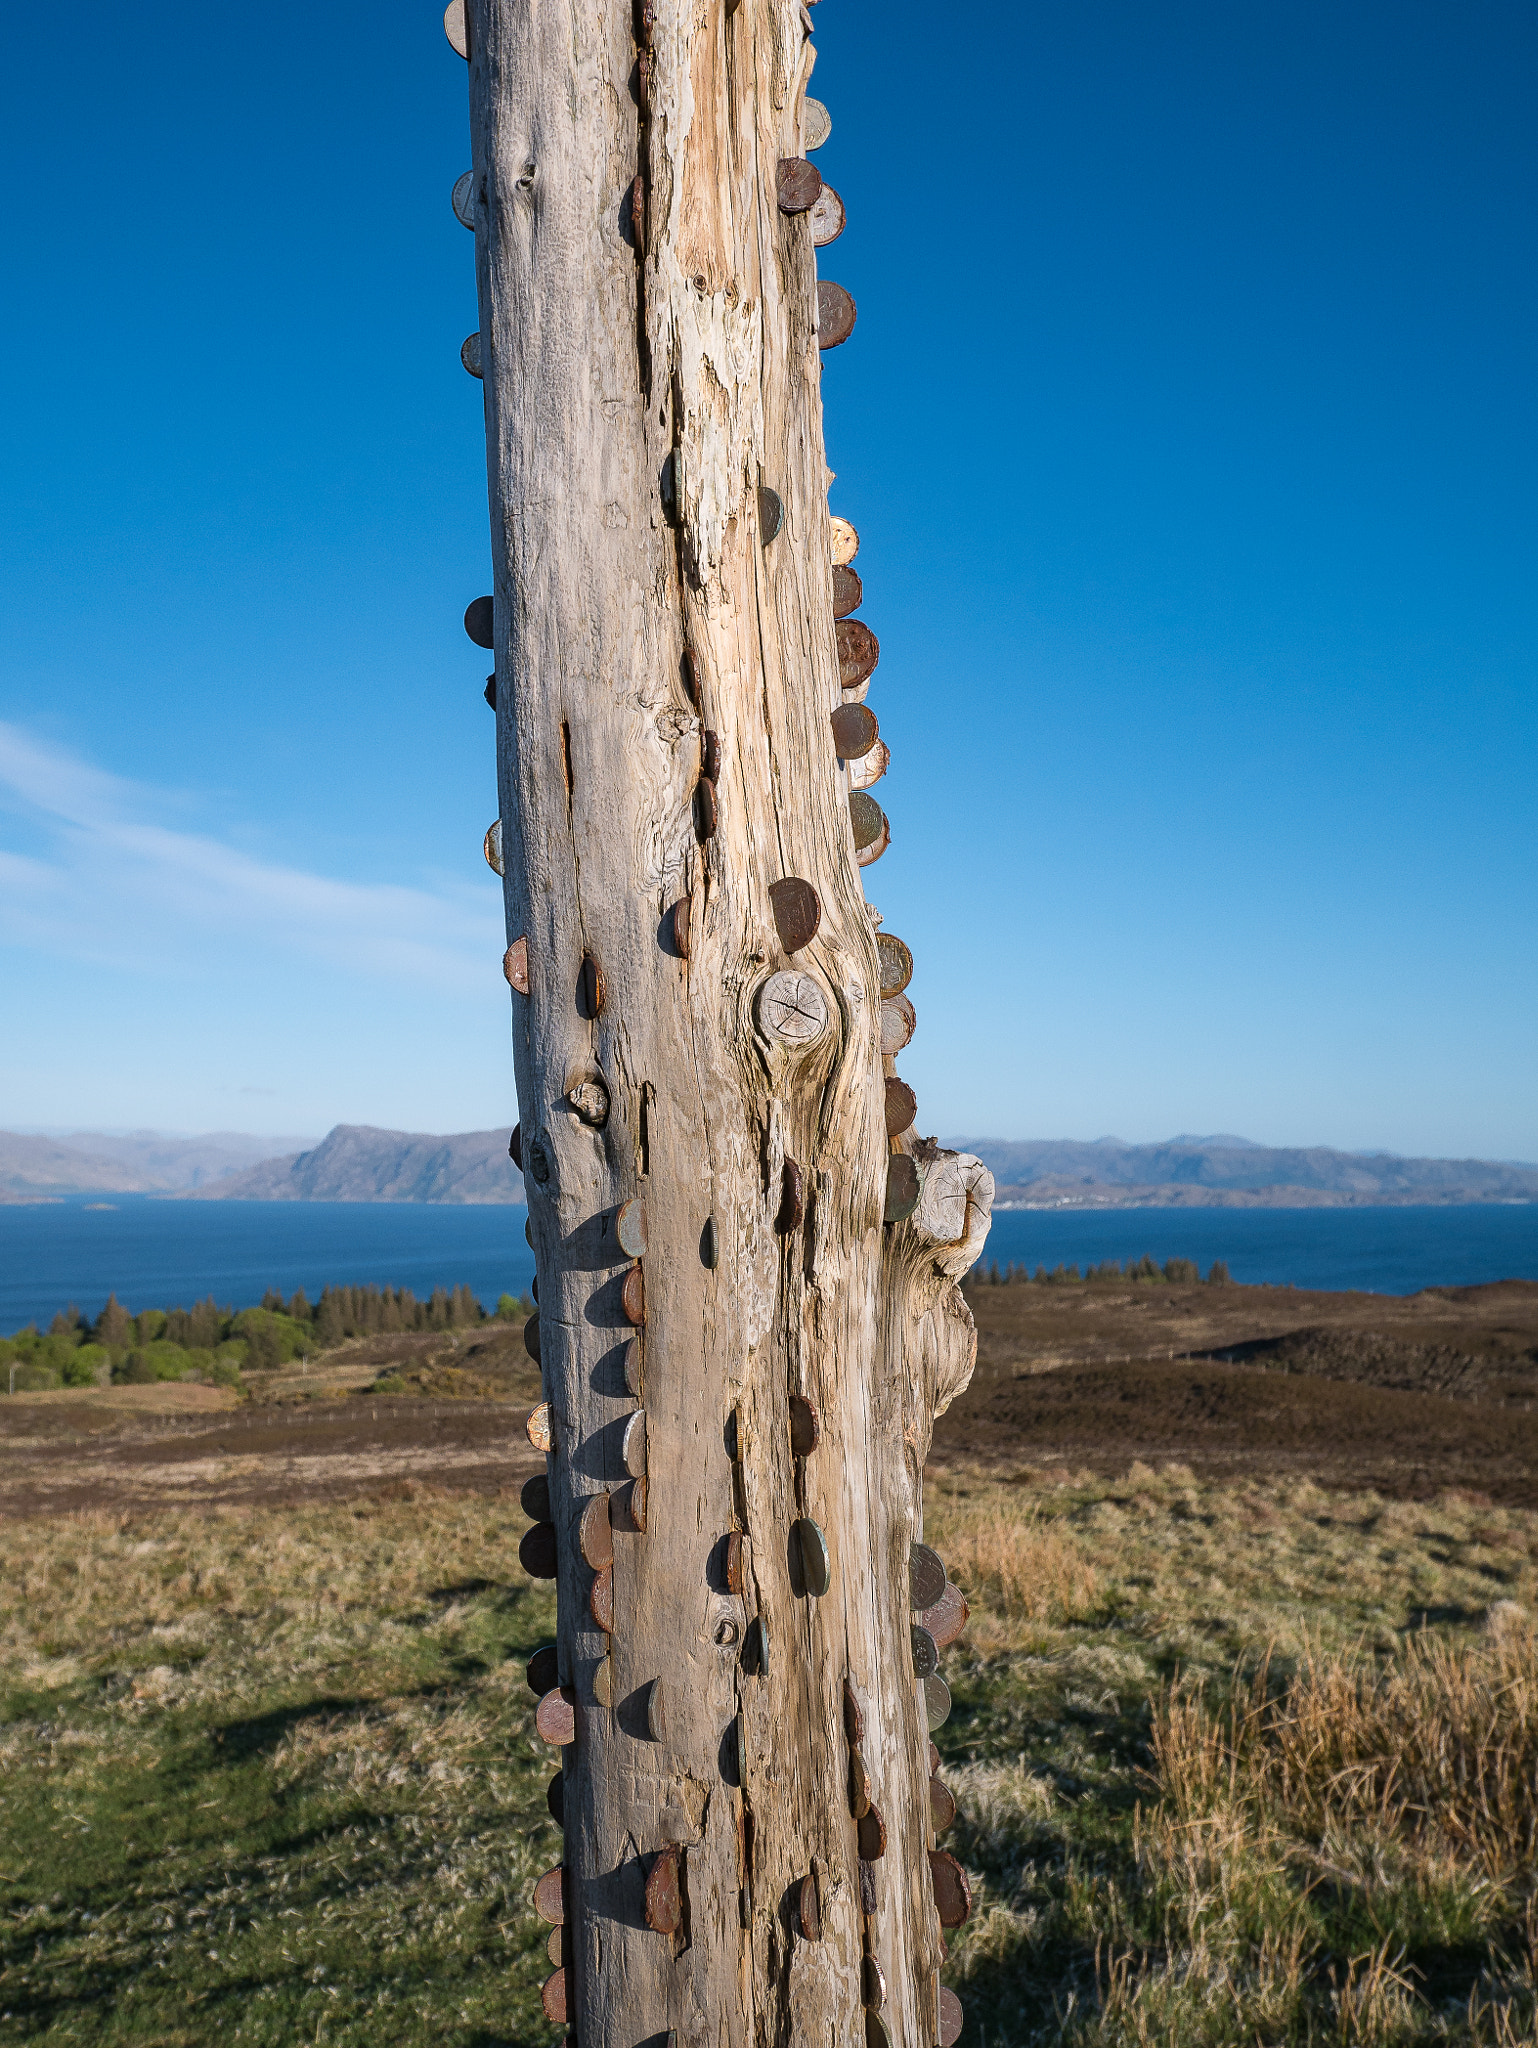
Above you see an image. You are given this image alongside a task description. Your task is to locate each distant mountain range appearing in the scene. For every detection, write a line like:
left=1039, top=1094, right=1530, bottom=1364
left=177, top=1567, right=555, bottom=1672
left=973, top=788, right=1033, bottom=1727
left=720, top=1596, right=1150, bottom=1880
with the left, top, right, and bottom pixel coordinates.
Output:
left=3, top=1126, right=1534, bottom=1208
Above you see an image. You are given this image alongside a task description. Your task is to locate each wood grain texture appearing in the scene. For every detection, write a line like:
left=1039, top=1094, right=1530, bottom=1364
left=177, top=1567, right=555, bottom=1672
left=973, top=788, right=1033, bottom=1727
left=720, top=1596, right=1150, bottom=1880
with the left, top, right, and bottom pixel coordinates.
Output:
left=461, top=0, right=991, bottom=2037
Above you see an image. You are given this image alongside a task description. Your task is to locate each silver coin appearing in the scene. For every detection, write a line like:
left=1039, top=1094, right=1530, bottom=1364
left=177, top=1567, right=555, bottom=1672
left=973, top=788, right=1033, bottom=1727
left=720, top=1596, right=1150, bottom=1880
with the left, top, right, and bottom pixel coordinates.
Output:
left=804, top=97, right=832, bottom=150
left=911, top=1625, right=939, bottom=1678
left=810, top=182, right=845, bottom=247
left=923, top=1673, right=952, bottom=1731
left=909, top=1541, right=947, bottom=1609
left=452, top=169, right=477, bottom=229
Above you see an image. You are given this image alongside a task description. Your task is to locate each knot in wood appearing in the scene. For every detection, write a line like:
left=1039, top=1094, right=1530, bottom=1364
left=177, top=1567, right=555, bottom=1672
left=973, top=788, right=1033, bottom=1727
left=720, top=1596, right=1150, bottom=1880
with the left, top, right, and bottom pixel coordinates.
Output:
left=568, top=1078, right=609, bottom=1127
left=757, top=969, right=828, bottom=1047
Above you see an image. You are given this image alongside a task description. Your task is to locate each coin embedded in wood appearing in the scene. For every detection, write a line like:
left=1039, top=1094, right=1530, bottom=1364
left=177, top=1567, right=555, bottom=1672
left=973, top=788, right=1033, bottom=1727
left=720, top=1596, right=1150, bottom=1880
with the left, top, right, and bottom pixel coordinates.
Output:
left=856, top=1802, right=887, bottom=1862
left=856, top=812, right=890, bottom=867
left=623, top=1334, right=642, bottom=1396
left=837, top=617, right=879, bottom=688
left=796, top=1517, right=831, bottom=1596
left=483, top=674, right=496, bottom=709
left=589, top=1563, right=614, bottom=1634
left=526, top=1642, right=559, bottom=1696
left=461, top=331, right=483, bottom=378
left=701, top=1214, right=719, bottom=1268
left=451, top=169, right=477, bottom=228
left=911, top=1625, right=940, bottom=1678
left=503, top=937, right=530, bottom=994
left=757, top=484, right=784, bottom=544
left=859, top=1860, right=879, bottom=1915
left=864, top=2009, right=892, bottom=2048
left=810, top=182, right=846, bottom=247
left=521, top=1473, right=551, bottom=1522
left=843, top=1678, right=865, bottom=1747
left=682, top=644, right=701, bottom=705
left=593, top=1651, right=614, bottom=1706
left=577, top=951, right=604, bottom=1019
left=757, top=969, right=829, bottom=1046
left=464, top=595, right=494, bottom=647
left=769, top=876, right=821, bottom=954
left=849, top=791, right=884, bottom=851
left=695, top=775, right=718, bottom=840
left=621, top=1263, right=645, bottom=1326
left=540, top=1968, right=568, bottom=2024
left=920, top=1581, right=969, bottom=1649
left=803, top=95, right=832, bottom=148
left=788, top=1391, right=820, bottom=1458
left=630, top=171, right=644, bottom=248
left=701, top=727, right=720, bottom=783
left=938, top=1986, right=964, bottom=2048
left=546, top=1924, right=563, bottom=1968
left=672, top=893, right=691, bottom=960
left=535, top=1686, right=577, bottom=1745
left=885, top=1077, right=917, bottom=1139
left=519, top=1521, right=558, bottom=1579
left=817, top=280, right=857, bottom=349
left=579, top=1492, right=613, bottom=1570
left=622, top=1409, right=648, bottom=1478
left=799, top=1870, right=822, bottom=1940
left=862, top=1955, right=887, bottom=2011
left=929, top=1849, right=972, bottom=1928
left=523, top=1313, right=541, bottom=1364
left=532, top=1866, right=566, bottom=1925
left=923, top=1673, right=953, bottom=1732
left=443, top=0, right=468, bottom=57
left=644, top=1847, right=682, bottom=1934
left=724, top=1529, right=745, bottom=1595
left=876, top=933, right=914, bottom=997
left=849, top=741, right=889, bottom=792
left=750, top=1612, right=768, bottom=1671
left=829, top=513, right=859, bottom=564
left=830, top=702, right=878, bottom=759
left=646, top=1676, right=667, bottom=1741
left=832, top=564, right=863, bottom=618
left=930, top=1775, right=957, bottom=1833
left=776, top=157, right=823, bottom=213
left=629, top=1475, right=648, bottom=1531
left=776, top=1157, right=805, bottom=1233
left=483, top=819, right=503, bottom=874
left=616, top=1197, right=648, bottom=1258
left=910, top=1542, right=948, bottom=1609
left=848, top=1746, right=871, bottom=1818
left=526, top=1402, right=554, bottom=1452
left=547, top=1770, right=565, bottom=1825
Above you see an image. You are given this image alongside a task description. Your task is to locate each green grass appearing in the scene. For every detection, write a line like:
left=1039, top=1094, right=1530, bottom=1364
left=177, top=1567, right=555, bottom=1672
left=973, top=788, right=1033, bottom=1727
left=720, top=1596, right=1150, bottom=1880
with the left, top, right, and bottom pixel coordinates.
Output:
left=2, top=1469, right=1535, bottom=2043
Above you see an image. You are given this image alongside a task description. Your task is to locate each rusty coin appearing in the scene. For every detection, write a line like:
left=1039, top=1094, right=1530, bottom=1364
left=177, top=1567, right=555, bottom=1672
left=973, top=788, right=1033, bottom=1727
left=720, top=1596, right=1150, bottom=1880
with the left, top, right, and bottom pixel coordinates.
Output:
left=776, top=1157, right=805, bottom=1233
left=843, top=1678, right=865, bottom=1747
left=579, top=1492, right=613, bottom=1570
left=621, top=1264, right=645, bottom=1325
left=876, top=933, right=914, bottom=997
left=464, top=595, right=494, bottom=647
left=577, top=952, right=603, bottom=1018
left=930, top=1775, right=957, bottom=1833
left=920, top=1582, right=969, bottom=1649
left=589, top=1563, right=614, bottom=1634
left=796, top=1517, right=831, bottom=1597
left=630, top=170, right=644, bottom=248
left=452, top=169, right=477, bottom=228
left=810, top=182, right=846, bottom=247
left=616, top=1197, right=648, bottom=1258
left=788, top=1391, right=820, bottom=1458
left=803, top=95, right=831, bottom=148
left=622, top=1409, right=648, bottom=1478
left=799, top=1870, right=821, bottom=1940
left=856, top=1803, right=887, bottom=1862
left=880, top=992, right=916, bottom=1056
left=646, top=1676, right=667, bottom=1741
left=682, top=644, right=701, bottom=704
left=769, top=876, right=821, bottom=954
left=526, top=1401, right=554, bottom=1452
left=830, top=702, right=878, bottom=759
left=535, top=1686, right=577, bottom=1746
left=910, top=1543, right=948, bottom=1609
left=885, top=1077, right=917, bottom=1138
left=849, top=791, right=884, bottom=851
left=832, top=563, right=863, bottom=618
left=546, top=1770, right=564, bottom=1824
left=930, top=1849, right=972, bottom=1928
left=526, top=1643, right=559, bottom=1696
left=757, top=484, right=784, bottom=543
left=859, top=1860, right=879, bottom=1915
left=776, top=156, right=822, bottom=213
left=724, top=1529, right=745, bottom=1595
left=503, top=937, right=530, bottom=994
left=623, top=1334, right=642, bottom=1396
left=695, top=775, right=717, bottom=840
left=519, top=1521, right=558, bottom=1579
left=701, top=728, right=720, bottom=783
left=937, top=1987, right=964, bottom=2048
left=672, top=892, right=691, bottom=959
left=532, top=1866, right=565, bottom=1925
left=521, top=1473, right=551, bottom=1522
left=461, top=331, right=483, bottom=378
left=923, top=1673, right=953, bottom=1732
left=817, top=280, right=856, bottom=349
left=829, top=512, right=859, bottom=564
left=837, top=617, right=879, bottom=688
left=540, top=1968, right=567, bottom=2024
left=848, top=1746, right=870, bottom=1818
left=911, top=1625, right=939, bottom=1678
left=443, top=0, right=468, bottom=56
left=644, top=1847, right=681, bottom=1933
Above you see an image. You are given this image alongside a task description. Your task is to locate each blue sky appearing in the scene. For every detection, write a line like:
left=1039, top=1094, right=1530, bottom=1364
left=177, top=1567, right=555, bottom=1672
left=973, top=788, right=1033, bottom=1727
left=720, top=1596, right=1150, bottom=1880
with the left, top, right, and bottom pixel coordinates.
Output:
left=2, top=0, right=1534, bottom=1157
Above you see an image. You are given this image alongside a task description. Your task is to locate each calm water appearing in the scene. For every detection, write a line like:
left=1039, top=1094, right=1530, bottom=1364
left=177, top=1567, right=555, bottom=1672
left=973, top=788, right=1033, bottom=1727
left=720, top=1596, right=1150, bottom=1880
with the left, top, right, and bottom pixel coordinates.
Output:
left=2, top=1196, right=1536, bottom=1332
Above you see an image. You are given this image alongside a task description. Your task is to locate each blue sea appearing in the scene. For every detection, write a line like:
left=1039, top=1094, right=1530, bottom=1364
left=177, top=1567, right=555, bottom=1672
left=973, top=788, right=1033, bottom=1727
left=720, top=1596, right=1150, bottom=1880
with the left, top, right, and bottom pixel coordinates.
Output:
left=1, top=1196, right=1536, bottom=1334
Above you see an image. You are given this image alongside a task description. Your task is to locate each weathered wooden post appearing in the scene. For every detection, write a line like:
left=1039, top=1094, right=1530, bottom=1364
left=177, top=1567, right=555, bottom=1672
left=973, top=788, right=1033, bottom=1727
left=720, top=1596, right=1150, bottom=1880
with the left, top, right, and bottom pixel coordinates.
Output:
left=442, top=0, right=993, bottom=2036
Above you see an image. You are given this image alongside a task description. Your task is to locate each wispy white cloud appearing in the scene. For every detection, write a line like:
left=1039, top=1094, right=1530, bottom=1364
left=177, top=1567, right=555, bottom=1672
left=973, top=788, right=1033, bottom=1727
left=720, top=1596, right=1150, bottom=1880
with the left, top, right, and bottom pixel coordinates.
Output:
left=0, top=722, right=502, bottom=990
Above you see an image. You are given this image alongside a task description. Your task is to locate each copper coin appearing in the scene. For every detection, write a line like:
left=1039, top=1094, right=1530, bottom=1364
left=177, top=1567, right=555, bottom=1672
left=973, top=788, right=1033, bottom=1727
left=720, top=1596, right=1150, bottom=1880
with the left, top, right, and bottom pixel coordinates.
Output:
left=617, top=1197, right=648, bottom=1258
left=461, top=331, right=482, bottom=378
left=849, top=791, right=884, bottom=851
left=776, top=156, right=822, bottom=213
left=829, top=512, right=859, bottom=564
left=540, top=1969, right=568, bottom=2024
left=695, top=776, right=718, bottom=840
left=910, top=1543, right=948, bottom=1609
left=646, top=1676, right=667, bottom=1741
left=644, top=1847, right=681, bottom=1933
left=930, top=1776, right=957, bottom=1833
left=837, top=617, right=879, bottom=688
left=830, top=703, right=878, bottom=759
left=621, top=1264, right=645, bottom=1326
left=589, top=1564, right=614, bottom=1634
left=464, top=595, right=494, bottom=648
left=701, top=728, right=720, bottom=783
left=911, top=1625, right=939, bottom=1678
left=769, top=876, right=821, bottom=954
left=880, top=992, right=916, bottom=1054
left=724, top=1529, right=745, bottom=1594
left=810, top=182, right=846, bottom=247
left=843, top=1678, right=865, bottom=1747
left=799, top=1869, right=821, bottom=1940
left=920, top=1582, right=969, bottom=1649
left=758, top=484, right=784, bottom=544
left=803, top=95, right=831, bottom=149
left=526, top=1401, right=554, bottom=1452
left=885, top=1153, right=921, bottom=1224
left=519, top=1522, right=558, bottom=1579
left=928, top=1739, right=941, bottom=1775
left=509, top=1123, right=522, bottom=1168
left=862, top=1955, right=886, bottom=2011
left=832, top=564, right=863, bottom=618
left=629, top=1475, right=648, bottom=1532
left=520, top=1473, right=551, bottom=1521
left=452, top=169, right=477, bottom=228
left=817, top=280, right=856, bottom=349
left=535, top=1687, right=577, bottom=1746
left=523, top=1313, right=541, bottom=1364
left=923, top=1674, right=953, bottom=1732
left=547, top=1770, right=564, bottom=1824
left=483, top=818, right=503, bottom=873
left=546, top=1925, right=563, bottom=1967
left=938, top=1987, right=964, bottom=2048
left=796, top=1517, right=831, bottom=1596
left=885, top=1077, right=917, bottom=1138
left=503, top=937, right=530, bottom=993
left=856, top=1803, right=886, bottom=1862
left=788, top=1392, right=820, bottom=1458
left=526, top=1643, right=559, bottom=1696
left=579, top=1492, right=613, bottom=1570
left=622, top=1409, right=648, bottom=1478
left=776, top=1157, right=805, bottom=1233
left=623, top=1334, right=642, bottom=1396
left=929, top=1849, right=972, bottom=1928
left=848, top=1746, right=870, bottom=1818
left=856, top=813, right=889, bottom=866
left=532, top=1866, right=565, bottom=1925
left=876, top=933, right=914, bottom=997
left=672, top=892, right=691, bottom=960
left=577, top=951, right=604, bottom=1019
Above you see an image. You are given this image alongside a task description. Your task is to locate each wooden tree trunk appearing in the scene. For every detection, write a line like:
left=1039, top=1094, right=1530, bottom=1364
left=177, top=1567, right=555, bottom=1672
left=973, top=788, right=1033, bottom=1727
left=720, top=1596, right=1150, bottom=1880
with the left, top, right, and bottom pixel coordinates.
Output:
left=447, top=0, right=994, bottom=2038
